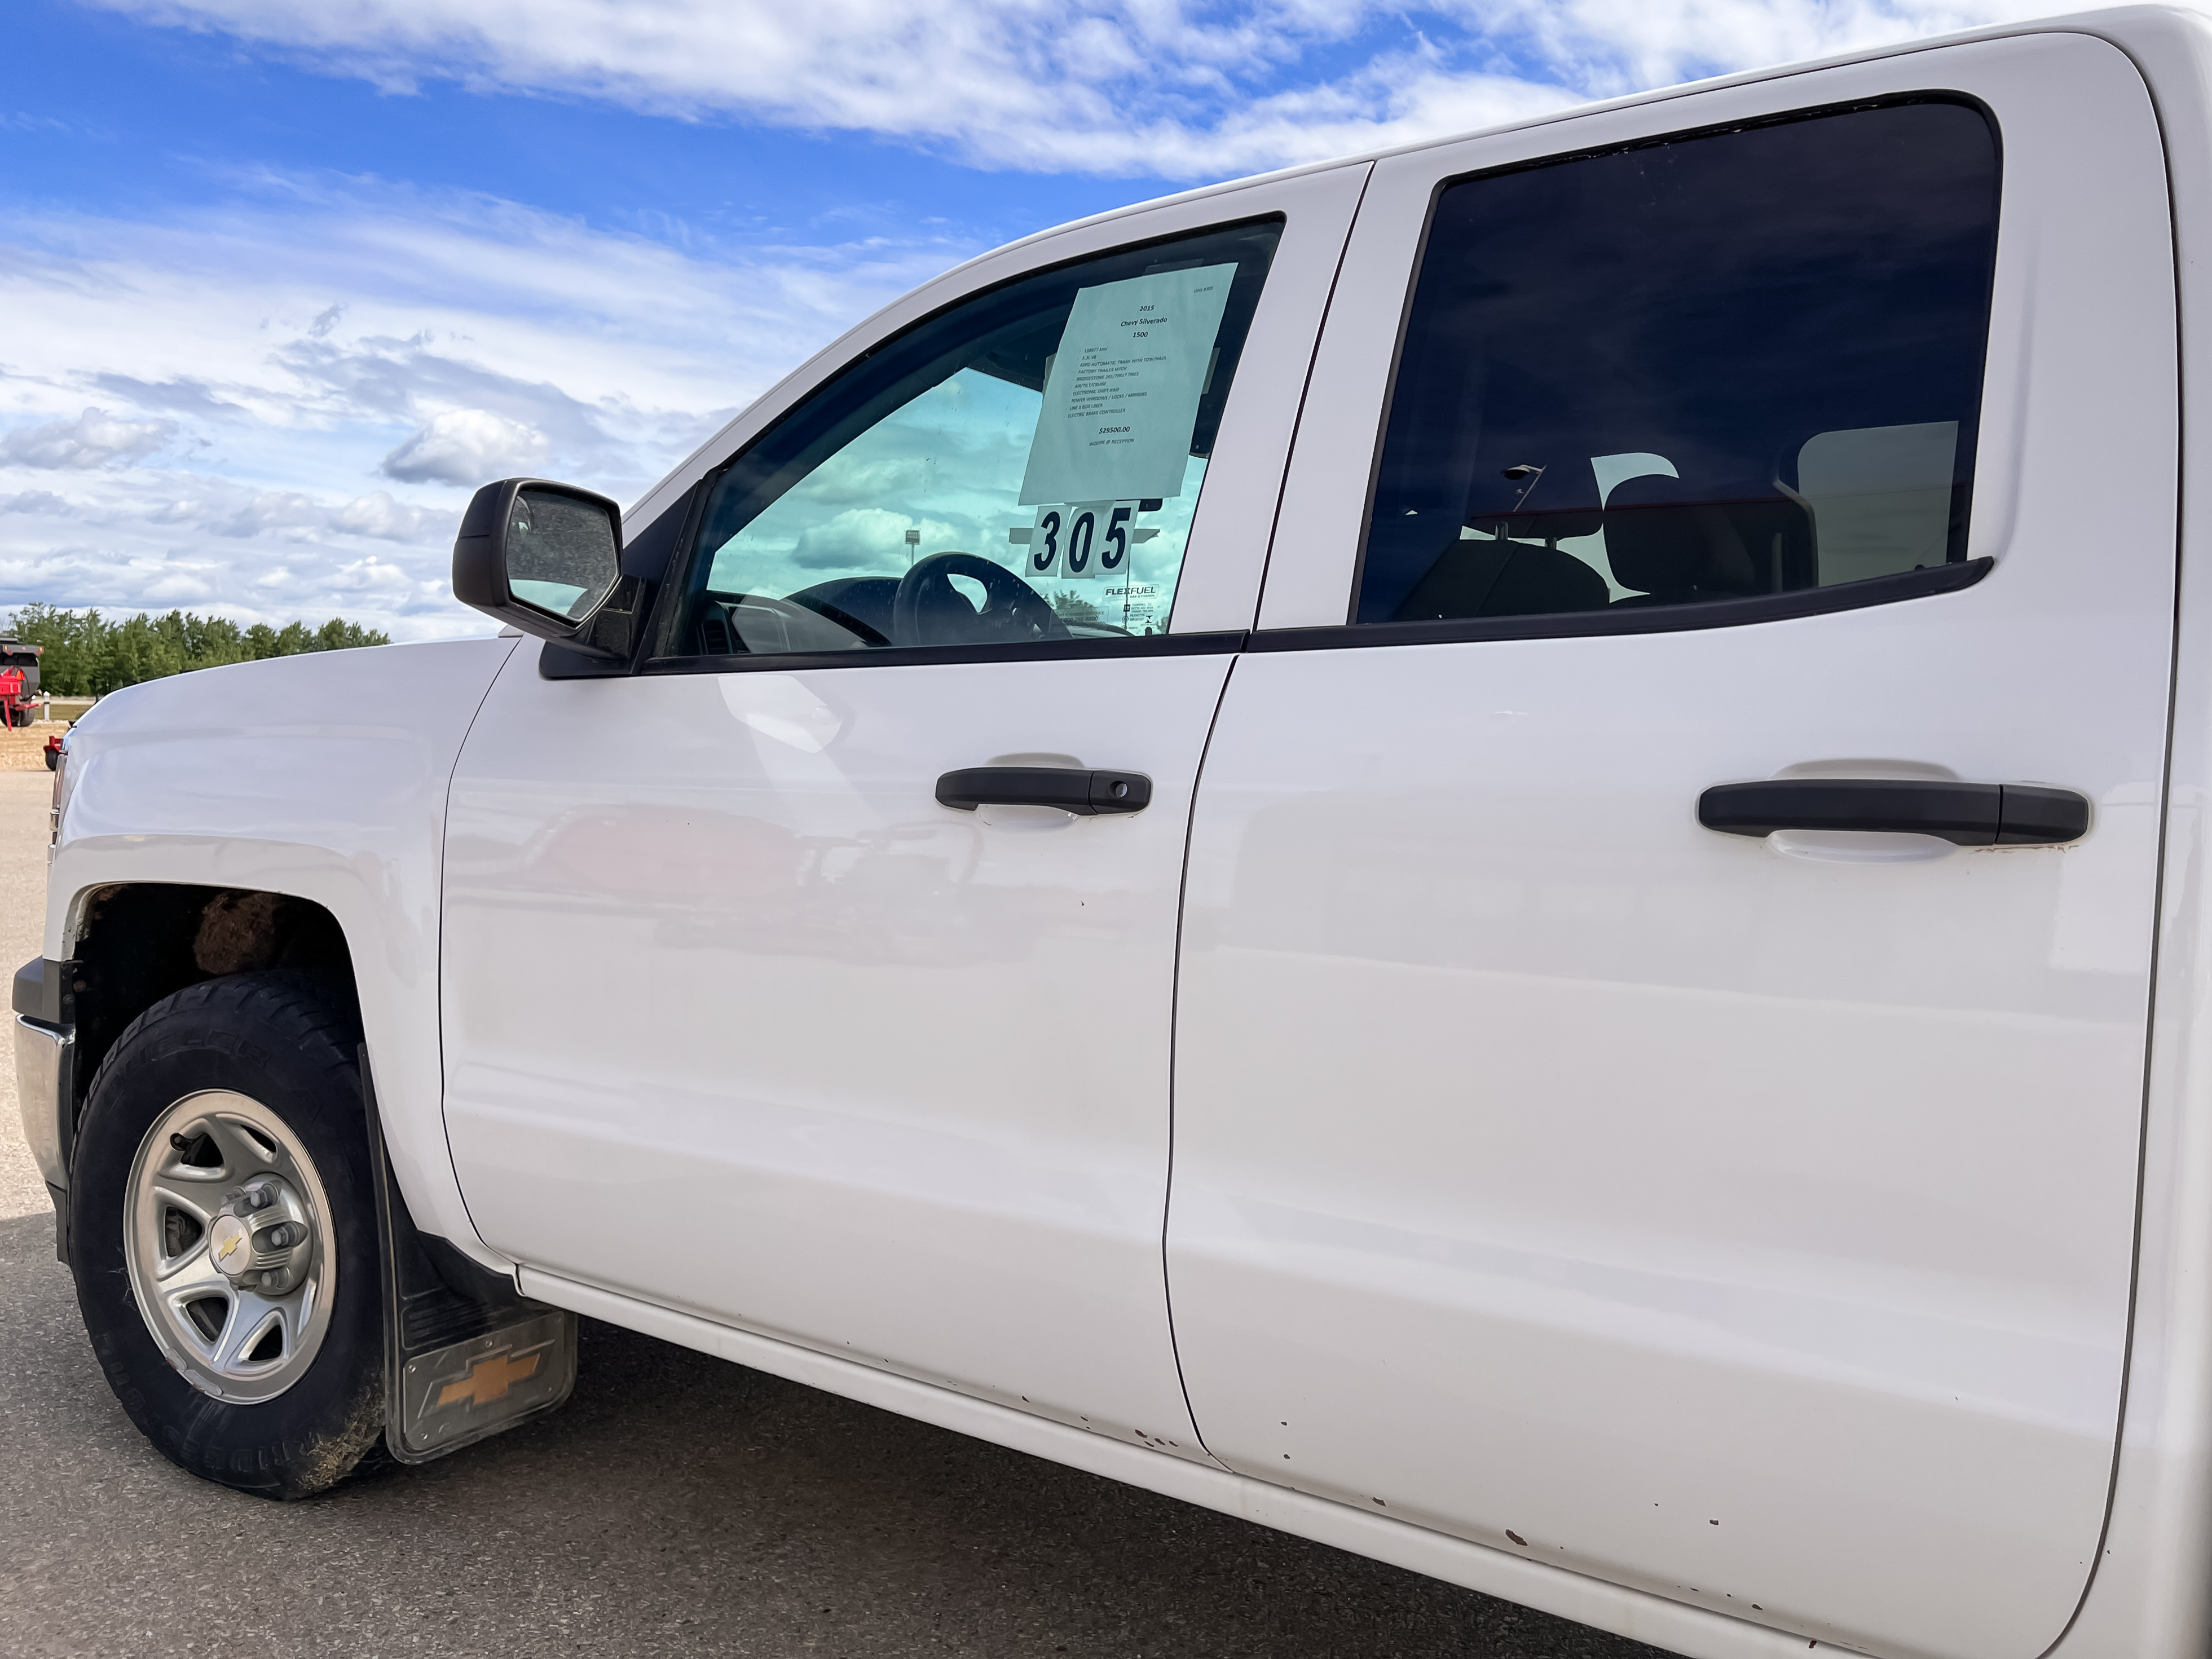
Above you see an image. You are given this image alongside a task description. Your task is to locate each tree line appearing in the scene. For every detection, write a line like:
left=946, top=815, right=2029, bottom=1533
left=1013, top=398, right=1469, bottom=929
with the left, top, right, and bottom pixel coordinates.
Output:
left=4, top=605, right=391, bottom=697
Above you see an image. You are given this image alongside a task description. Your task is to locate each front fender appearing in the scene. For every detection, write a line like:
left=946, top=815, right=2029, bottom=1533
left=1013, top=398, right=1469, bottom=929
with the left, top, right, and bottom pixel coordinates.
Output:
left=47, top=634, right=522, bottom=1270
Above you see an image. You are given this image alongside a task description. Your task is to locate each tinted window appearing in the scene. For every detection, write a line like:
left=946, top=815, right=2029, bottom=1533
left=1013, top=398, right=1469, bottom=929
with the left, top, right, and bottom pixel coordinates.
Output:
left=1354, top=100, right=2000, bottom=628
left=663, top=220, right=1281, bottom=658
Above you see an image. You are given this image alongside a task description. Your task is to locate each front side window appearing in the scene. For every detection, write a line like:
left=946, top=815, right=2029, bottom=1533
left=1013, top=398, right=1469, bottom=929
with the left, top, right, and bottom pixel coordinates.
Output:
left=661, top=220, right=1281, bottom=659
left=1354, top=99, right=2001, bottom=628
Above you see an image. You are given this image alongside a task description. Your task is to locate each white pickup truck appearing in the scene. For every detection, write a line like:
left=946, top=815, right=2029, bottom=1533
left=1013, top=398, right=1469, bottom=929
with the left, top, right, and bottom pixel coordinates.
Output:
left=21, top=8, right=2212, bottom=1655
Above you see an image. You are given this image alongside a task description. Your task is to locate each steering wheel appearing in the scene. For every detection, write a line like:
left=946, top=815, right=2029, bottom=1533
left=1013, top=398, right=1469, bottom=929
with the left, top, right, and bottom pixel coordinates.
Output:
left=891, top=551, right=1069, bottom=648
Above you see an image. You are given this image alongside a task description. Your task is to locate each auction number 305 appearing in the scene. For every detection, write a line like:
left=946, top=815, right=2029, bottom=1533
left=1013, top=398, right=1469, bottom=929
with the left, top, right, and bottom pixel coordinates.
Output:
left=1025, top=502, right=1135, bottom=581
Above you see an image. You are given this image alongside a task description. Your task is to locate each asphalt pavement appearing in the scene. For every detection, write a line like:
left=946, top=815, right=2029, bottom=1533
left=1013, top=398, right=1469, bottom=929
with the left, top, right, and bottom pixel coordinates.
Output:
left=0, top=765, right=1664, bottom=1659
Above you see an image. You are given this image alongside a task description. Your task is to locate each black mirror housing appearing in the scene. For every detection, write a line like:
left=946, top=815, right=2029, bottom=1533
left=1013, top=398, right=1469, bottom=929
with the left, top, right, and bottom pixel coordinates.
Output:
left=452, top=478, right=628, bottom=658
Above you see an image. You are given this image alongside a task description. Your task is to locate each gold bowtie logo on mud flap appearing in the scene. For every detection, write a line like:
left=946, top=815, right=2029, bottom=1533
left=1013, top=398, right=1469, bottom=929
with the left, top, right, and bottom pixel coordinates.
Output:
left=437, top=1349, right=542, bottom=1410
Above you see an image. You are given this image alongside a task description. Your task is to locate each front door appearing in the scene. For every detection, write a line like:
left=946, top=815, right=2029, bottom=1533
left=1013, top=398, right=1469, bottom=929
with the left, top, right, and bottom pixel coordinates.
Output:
left=441, top=177, right=1362, bottom=1451
left=1166, top=37, right=2175, bottom=1659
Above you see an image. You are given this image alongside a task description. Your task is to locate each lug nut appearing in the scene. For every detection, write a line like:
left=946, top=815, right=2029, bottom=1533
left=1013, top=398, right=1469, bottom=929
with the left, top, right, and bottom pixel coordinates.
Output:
left=261, top=1223, right=299, bottom=1249
left=245, top=1187, right=273, bottom=1211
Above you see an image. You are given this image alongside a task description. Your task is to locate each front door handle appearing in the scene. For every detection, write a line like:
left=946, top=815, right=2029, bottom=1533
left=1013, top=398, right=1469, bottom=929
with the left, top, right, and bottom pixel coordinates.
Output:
left=936, top=766, right=1153, bottom=816
left=1698, top=778, right=2090, bottom=846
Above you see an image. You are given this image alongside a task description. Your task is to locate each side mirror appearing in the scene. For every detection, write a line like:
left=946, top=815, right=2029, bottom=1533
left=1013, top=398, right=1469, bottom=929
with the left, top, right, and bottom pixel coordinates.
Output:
left=452, top=479, right=627, bottom=656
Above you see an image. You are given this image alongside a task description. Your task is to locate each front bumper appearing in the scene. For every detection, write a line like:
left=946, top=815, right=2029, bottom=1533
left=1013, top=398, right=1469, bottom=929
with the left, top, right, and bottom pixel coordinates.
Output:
left=14, top=1013, right=72, bottom=1193
left=13, top=956, right=75, bottom=1194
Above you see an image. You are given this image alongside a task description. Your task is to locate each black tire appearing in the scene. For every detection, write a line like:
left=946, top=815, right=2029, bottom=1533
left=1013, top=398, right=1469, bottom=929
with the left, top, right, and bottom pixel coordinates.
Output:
left=69, top=972, right=385, bottom=1499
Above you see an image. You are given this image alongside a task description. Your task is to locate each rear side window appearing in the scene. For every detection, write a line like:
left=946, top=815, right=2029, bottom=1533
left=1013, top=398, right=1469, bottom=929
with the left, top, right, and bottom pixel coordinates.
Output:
left=1353, top=99, right=2001, bottom=629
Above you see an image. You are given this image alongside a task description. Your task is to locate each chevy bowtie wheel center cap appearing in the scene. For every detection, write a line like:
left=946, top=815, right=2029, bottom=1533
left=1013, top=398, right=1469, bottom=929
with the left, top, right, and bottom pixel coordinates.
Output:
left=208, top=1214, right=253, bottom=1278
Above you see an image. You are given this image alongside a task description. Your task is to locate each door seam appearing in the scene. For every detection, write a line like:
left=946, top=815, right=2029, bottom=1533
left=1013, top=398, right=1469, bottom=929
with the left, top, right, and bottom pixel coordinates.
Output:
left=1160, top=651, right=1241, bottom=1471
left=2034, top=33, right=2189, bottom=1658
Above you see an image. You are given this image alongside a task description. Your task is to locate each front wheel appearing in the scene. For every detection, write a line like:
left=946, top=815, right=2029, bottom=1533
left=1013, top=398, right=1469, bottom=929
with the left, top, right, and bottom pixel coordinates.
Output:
left=69, top=973, right=385, bottom=1498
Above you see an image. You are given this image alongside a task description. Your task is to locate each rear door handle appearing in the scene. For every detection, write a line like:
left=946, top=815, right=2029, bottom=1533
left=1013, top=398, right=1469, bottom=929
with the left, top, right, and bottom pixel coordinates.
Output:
left=936, top=766, right=1153, bottom=816
left=1698, top=778, right=2090, bottom=846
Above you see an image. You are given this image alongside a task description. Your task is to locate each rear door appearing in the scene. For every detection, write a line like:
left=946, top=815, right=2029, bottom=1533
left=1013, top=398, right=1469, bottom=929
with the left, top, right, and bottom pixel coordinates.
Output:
left=1166, top=36, right=2174, bottom=1659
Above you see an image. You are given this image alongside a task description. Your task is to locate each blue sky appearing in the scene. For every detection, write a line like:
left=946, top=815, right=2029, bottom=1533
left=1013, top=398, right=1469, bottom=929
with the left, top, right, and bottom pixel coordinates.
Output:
left=0, top=0, right=2072, bottom=638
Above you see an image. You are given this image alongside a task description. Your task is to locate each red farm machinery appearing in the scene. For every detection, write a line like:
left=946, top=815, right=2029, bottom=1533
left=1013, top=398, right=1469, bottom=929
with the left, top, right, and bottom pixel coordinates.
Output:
left=0, top=638, right=42, bottom=728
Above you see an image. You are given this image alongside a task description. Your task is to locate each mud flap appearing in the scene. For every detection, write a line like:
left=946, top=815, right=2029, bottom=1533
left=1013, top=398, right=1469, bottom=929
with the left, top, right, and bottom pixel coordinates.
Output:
left=361, top=1051, right=578, bottom=1464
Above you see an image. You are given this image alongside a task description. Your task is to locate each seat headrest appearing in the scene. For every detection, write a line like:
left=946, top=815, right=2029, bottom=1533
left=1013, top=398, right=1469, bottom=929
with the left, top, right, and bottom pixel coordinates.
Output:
left=1602, top=474, right=1709, bottom=599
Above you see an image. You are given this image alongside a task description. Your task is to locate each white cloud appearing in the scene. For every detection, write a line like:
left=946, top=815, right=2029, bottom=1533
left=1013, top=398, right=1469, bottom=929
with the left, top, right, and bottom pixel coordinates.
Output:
left=88, top=0, right=2140, bottom=177
left=381, top=408, right=549, bottom=486
left=1, top=491, right=71, bottom=515
left=0, top=407, right=177, bottom=469
left=791, top=505, right=922, bottom=572
left=1470, top=0, right=2068, bottom=99
left=0, top=180, right=967, bottom=638
left=332, top=489, right=439, bottom=540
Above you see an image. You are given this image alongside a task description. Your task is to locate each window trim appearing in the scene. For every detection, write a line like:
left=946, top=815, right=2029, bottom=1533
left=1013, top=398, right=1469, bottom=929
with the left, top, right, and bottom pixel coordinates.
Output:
left=632, top=630, right=1249, bottom=677
left=1341, top=90, right=2003, bottom=636
left=545, top=557, right=1994, bottom=676
left=1259, top=556, right=1991, bottom=655
left=632, top=213, right=1289, bottom=678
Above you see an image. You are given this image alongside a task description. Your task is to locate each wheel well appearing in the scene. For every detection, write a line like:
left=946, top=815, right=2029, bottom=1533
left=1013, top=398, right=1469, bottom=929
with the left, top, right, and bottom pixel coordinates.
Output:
left=68, top=884, right=359, bottom=1129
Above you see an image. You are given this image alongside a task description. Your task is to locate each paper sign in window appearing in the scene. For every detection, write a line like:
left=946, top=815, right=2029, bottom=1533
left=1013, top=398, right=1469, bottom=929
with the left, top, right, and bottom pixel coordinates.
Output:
left=1019, top=265, right=1237, bottom=506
